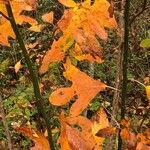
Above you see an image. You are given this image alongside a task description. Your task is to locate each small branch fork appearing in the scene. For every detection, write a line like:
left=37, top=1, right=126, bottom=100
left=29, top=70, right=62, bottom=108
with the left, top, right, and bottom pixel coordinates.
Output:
left=129, top=0, right=150, bottom=26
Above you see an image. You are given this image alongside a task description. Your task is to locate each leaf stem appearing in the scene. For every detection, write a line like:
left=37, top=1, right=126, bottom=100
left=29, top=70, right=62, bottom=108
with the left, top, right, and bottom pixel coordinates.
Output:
left=5, top=3, right=55, bottom=150
left=129, top=78, right=146, bottom=87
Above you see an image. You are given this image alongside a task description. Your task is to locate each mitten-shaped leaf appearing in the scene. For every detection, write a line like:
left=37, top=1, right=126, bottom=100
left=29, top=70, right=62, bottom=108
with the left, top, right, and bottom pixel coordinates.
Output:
left=50, top=59, right=106, bottom=116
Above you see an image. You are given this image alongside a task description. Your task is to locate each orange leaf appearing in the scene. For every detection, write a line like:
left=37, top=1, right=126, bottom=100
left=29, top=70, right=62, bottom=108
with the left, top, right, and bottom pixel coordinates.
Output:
left=72, top=28, right=102, bottom=57
left=42, top=12, right=54, bottom=23
left=0, top=0, right=11, bottom=4
left=91, top=108, right=109, bottom=146
left=58, top=0, right=77, bottom=7
left=59, top=108, right=113, bottom=150
left=146, top=85, right=150, bottom=101
left=40, top=0, right=118, bottom=74
left=24, top=0, right=38, bottom=10
left=120, top=128, right=137, bottom=149
left=0, top=0, right=38, bottom=45
left=16, top=127, right=50, bottom=150
left=60, top=122, right=94, bottom=150
left=50, top=59, right=106, bottom=116
left=59, top=114, right=96, bottom=150
left=120, top=128, right=130, bottom=140
left=57, top=9, right=73, bottom=31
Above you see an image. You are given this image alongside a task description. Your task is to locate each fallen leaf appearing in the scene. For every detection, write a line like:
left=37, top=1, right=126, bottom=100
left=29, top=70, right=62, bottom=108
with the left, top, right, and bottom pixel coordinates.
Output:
left=14, top=60, right=22, bottom=73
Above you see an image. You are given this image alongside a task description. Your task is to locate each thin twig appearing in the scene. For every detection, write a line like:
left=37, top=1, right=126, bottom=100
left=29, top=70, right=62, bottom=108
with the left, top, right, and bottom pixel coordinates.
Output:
left=129, top=0, right=149, bottom=26
left=0, top=11, right=10, bottom=21
left=0, top=95, right=13, bottom=150
left=129, top=78, right=146, bottom=87
left=103, top=105, right=120, bottom=129
left=107, top=86, right=120, bottom=91
left=138, top=108, right=150, bottom=132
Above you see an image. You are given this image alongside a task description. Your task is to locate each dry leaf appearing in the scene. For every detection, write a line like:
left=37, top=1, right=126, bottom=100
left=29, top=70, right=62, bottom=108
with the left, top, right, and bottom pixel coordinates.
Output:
left=14, top=60, right=22, bottom=73
left=95, top=127, right=116, bottom=138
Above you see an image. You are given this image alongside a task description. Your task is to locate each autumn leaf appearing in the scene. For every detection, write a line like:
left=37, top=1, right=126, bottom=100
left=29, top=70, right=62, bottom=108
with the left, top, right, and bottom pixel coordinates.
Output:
left=39, top=0, right=118, bottom=74
left=0, top=0, right=11, bottom=4
left=14, top=60, right=22, bottom=73
left=59, top=107, right=112, bottom=150
left=59, top=118, right=94, bottom=150
left=0, top=0, right=38, bottom=45
left=58, top=0, right=77, bottom=7
left=42, top=12, right=54, bottom=23
left=59, top=114, right=103, bottom=150
left=50, top=59, right=106, bottom=117
left=91, top=107, right=110, bottom=148
left=146, top=85, right=150, bottom=101
left=16, top=127, right=50, bottom=150
left=95, top=127, right=116, bottom=138
left=24, top=0, right=38, bottom=10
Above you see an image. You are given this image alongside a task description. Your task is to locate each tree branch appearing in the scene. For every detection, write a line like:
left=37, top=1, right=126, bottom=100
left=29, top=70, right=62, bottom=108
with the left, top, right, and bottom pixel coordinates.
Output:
left=118, top=0, right=131, bottom=149
left=5, top=2, right=55, bottom=150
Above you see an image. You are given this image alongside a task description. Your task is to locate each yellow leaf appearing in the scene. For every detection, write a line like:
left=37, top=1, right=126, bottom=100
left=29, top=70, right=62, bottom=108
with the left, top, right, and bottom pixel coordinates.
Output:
left=14, top=60, right=22, bottom=73
left=146, top=85, right=150, bottom=101
left=91, top=107, right=109, bottom=146
left=58, top=0, right=77, bottom=7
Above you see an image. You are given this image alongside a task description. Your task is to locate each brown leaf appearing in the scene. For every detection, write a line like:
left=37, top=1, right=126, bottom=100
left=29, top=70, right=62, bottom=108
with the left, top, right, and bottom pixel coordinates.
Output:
left=59, top=114, right=95, bottom=150
left=95, top=127, right=116, bottom=138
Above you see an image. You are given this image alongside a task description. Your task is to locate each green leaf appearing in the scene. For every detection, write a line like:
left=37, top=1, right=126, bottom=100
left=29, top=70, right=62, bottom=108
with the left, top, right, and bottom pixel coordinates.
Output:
left=140, top=38, right=150, bottom=48
left=147, top=30, right=150, bottom=37
left=0, top=58, right=11, bottom=73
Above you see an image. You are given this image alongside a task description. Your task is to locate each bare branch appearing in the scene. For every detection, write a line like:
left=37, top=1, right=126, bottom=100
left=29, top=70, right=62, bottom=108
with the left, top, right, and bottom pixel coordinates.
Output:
left=0, top=95, right=13, bottom=150
left=129, top=0, right=150, bottom=26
